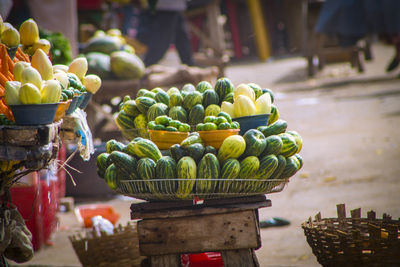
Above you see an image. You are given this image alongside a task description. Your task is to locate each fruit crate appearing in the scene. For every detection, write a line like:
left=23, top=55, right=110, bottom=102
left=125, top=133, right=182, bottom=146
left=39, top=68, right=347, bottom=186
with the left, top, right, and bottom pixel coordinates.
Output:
left=115, top=178, right=289, bottom=201
left=302, top=204, right=400, bottom=267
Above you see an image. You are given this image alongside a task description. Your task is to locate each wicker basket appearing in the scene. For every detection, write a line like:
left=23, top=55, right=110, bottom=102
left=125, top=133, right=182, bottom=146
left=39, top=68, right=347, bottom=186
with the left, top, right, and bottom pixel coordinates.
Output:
left=302, top=204, right=400, bottom=267
left=69, top=223, right=145, bottom=267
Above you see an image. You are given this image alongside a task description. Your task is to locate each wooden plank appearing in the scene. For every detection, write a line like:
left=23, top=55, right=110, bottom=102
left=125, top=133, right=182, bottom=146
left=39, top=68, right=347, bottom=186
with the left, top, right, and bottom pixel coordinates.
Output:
left=150, top=255, right=181, bottom=267
left=138, top=210, right=259, bottom=256
left=220, top=249, right=259, bottom=267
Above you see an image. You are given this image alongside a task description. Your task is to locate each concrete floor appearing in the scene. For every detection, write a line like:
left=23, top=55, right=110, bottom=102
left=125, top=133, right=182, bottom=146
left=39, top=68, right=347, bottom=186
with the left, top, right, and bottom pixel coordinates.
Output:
left=14, top=42, right=400, bottom=267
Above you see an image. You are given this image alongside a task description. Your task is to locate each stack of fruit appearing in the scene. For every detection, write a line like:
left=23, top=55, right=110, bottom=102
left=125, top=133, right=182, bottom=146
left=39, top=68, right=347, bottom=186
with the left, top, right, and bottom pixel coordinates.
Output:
left=97, top=118, right=303, bottom=199
left=148, top=115, right=190, bottom=132
left=83, top=29, right=145, bottom=80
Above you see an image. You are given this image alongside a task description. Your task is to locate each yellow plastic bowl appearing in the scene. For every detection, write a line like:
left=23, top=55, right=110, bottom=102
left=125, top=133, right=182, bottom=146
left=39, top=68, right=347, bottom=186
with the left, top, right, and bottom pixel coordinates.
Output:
left=198, top=129, right=240, bottom=149
left=149, top=130, right=189, bottom=150
left=54, top=100, right=72, bottom=122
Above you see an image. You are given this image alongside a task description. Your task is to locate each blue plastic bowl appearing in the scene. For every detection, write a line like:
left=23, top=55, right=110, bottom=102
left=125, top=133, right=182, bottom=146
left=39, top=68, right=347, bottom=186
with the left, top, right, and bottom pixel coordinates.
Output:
left=79, top=92, right=92, bottom=109
left=65, top=96, right=80, bottom=115
left=233, top=114, right=270, bottom=135
left=10, top=103, right=59, bottom=125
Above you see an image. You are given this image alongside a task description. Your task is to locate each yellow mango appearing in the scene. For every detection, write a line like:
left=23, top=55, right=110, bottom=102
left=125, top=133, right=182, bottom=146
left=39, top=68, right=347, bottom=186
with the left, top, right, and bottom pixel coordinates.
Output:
left=4, top=81, right=21, bottom=105
left=19, top=83, right=41, bottom=104
left=32, top=39, right=51, bottom=54
left=41, top=80, right=61, bottom=103
left=32, top=48, right=53, bottom=80
left=255, top=92, right=271, bottom=115
left=1, top=26, right=20, bottom=47
left=13, top=61, right=31, bottom=82
left=234, top=83, right=255, bottom=102
left=220, top=101, right=235, bottom=118
left=106, top=28, right=122, bottom=36
left=68, top=57, right=88, bottom=80
left=53, top=72, right=69, bottom=89
left=19, top=18, right=39, bottom=46
left=2, top=22, right=13, bottom=32
left=53, top=64, right=69, bottom=73
left=21, top=66, right=43, bottom=89
left=234, top=95, right=256, bottom=118
left=83, top=74, right=101, bottom=94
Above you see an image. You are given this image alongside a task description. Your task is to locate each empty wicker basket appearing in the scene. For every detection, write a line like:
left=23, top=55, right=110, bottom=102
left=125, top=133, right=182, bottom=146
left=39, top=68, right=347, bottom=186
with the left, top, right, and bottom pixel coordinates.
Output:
left=69, top=222, right=144, bottom=267
left=302, top=204, right=400, bottom=267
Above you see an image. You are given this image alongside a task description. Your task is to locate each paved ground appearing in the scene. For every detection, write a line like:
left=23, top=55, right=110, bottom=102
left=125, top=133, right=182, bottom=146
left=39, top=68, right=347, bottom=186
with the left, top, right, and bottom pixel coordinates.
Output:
left=14, top=43, right=400, bottom=267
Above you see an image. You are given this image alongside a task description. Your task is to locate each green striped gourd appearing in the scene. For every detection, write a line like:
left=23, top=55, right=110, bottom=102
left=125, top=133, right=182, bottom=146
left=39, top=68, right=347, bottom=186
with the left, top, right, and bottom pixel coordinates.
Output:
left=287, top=131, right=303, bottom=153
left=222, top=92, right=234, bottom=103
left=294, top=154, right=303, bottom=169
left=169, top=92, right=183, bottom=108
left=136, top=88, right=149, bottom=98
left=204, top=104, right=221, bottom=117
left=155, top=90, right=169, bottom=106
left=217, top=135, right=246, bottom=163
left=256, top=155, right=278, bottom=179
left=279, top=133, right=298, bottom=157
left=263, top=155, right=287, bottom=191
left=115, top=110, right=134, bottom=130
left=169, top=106, right=188, bottom=123
left=262, top=88, right=275, bottom=103
left=214, top=77, right=234, bottom=103
left=176, top=156, right=197, bottom=199
left=188, top=104, right=205, bottom=125
left=151, top=87, right=163, bottom=93
left=155, top=156, right=177, bottom=193
left=248, top=83, right=263, bottom=99
left=196, top=81, right=213, bottom=93
left=280, top=156, right=299, bottom=179
left=133, top=114, right=148, bottom=138
left=184, top=143, right=205, bottom=163
left=96, top=152, right=110, bottom=178
left=259, top=119, right=287, bottom=137
left=106, top=139, right=125, bottom=153
left=268, top=105, right=279, bottom=124
left=196, top=153, right=220, bottom=193
left=122, top=100, right=141, bottom=117
left=105, top=164, right=118, bottom=190
left=202, top=89, right=219, bottom=107
left=143, top=91, right=156, bottom=99
left=182, top=83, right=196, bottom=92
left=243, top=129, right=266, bottom=157
left=239, top=156, right=260, bottom=179
left=147, top=103, right=168, bottom=122
left=166, top=87, right=180, bottom=96
left=137, top=158, right=156, bottom=192
left=109, top=151, right=138, bottom=179
left=135, top=96, right=156, bottom=113
left=180, top=133, right=203, bottom=148
left=132, top=139, right=162, bottom=161
left=220, top=159, right=241, bottom=192
left=182, top=91, right=203, bottom=110
left=261, top=135, right=283, bottom=156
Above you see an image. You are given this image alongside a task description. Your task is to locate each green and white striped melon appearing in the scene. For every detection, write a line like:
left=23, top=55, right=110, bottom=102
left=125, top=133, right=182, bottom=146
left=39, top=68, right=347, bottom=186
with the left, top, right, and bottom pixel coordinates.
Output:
left=122, top=100, right=141, bottom=117
left=176, top=156, right=196, bottom=199
left=279, top=133, right=298, bottom=157
left=239, top=156, right=260, bottom=179
left=202, top=89, right=219, bottom=107
left=115, top=110, right=134, bottom=130
left=169, top=93, right=183, bottom=108
left=217, top=135, right=246, bottom=163
left=261, top=135, right=283, bottom=156
left=196, top=153, right=220, bottom=193
left=147, top=103, right=169, bottom=122
left=280, top=156, right=299, bottom=179
left=182, top=91, right=203, bottom=110
left=214, top=77, right=234, bottom=102
left=196, top=81, right=213, bottom=93
left=155, top=90, right=169, bottom=106
left=132, top=139, right=162, bottom=161
left=188, top=104, right=205, bottom=125
left=256, top=155, right=278, bottom=179
left=169, top=106, right=188, bottom=123
left=135, top=96, right=156, bottom=114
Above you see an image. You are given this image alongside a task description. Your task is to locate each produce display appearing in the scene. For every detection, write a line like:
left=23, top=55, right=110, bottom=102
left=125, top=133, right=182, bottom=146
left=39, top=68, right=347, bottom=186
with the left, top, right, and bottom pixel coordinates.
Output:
left=148, top=115, right=190, bottom=132
left=0, top=17, right=102, bottom=125
left=82, top=29, right=145, bottom=80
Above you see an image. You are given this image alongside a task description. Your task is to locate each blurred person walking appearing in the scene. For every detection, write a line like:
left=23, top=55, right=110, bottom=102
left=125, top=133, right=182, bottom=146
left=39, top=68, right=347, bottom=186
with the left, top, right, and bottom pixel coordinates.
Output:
left=135, top=0, right=195, bottom=67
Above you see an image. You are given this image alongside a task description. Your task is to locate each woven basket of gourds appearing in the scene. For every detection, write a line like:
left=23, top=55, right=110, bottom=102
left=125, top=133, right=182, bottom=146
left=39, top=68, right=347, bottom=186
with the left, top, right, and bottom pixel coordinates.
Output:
left=69, top=222, right=145, bottom=267
left=302, top=204, right=400, bottom=267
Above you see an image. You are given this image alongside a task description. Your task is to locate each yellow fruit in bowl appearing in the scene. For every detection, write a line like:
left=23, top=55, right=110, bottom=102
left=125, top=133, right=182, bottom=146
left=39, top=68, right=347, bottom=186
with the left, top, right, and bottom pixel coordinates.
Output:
left=32, top=48, right=53, bottom=80
left=13, top=61, right=31, bottom=82
left=221, top=101, right=235, bottom=118
left=53, top=72, right=69, bottom=89
left=255, top=92, right=271, bottom=115
left=53, top=64, right=69, bottom=73
left=83, top=74, right=101, bottom=94
left=5, top=81, right=22, bottom=105
left=234, top=83, right=255, bottom=102
left=19, top=18, right=39, bottom=46
left=32, top=39, right=51, bottom=54
left=22, top=45, right=35, bottom=56
left=2, top=22, right=13, bottom=32
left=1, top=26, right=20, bottom=47
left=41, top=80, right=61, bottom=103
left=234, top=95, right=256, bottom=118
left=19, top=83, right=41, bottom=104
left=21, top=66, right=43, bottom=89
left=68, top=57, right=88, bottom=80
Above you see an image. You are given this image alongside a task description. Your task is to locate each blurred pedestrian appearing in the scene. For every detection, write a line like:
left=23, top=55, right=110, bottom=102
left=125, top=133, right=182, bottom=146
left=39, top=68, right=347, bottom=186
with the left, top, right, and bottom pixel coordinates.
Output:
left=135, top=0, right=195, bottom=67
left=315, top=0, right=400, bottom=73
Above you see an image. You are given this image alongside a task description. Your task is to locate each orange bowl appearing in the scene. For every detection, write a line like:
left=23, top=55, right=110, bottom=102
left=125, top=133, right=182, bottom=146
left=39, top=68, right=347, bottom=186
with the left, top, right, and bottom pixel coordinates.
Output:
left=198, top=129, right=240, bottom=149
left=75, top=204, right=120, bottom=228
left=149, top=130, right=189, bottom=149
left=54, top=100, right=71, bottom=122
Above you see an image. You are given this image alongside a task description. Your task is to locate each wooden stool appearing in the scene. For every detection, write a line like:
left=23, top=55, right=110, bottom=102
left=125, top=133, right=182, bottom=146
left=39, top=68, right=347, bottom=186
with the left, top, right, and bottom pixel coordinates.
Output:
left=131, top=195, right=271, bottom=267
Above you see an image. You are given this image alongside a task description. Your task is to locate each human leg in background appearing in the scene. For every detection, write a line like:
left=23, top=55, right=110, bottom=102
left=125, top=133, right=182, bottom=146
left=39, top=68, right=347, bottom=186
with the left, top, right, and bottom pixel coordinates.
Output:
left=386, top=33, right=400, bottom=72
left=174, top=12, right=195, bottom=66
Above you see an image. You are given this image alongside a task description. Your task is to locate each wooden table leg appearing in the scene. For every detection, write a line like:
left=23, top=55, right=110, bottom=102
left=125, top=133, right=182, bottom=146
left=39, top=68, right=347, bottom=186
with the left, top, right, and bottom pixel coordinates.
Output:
left=150, top=254, right=181, bottom=267
left=220, top=249, right=260, bottom=267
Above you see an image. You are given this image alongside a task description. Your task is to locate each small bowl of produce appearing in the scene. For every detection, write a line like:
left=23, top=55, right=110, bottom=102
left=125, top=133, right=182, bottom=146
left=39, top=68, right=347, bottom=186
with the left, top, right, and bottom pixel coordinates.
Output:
left=79, top=92, right=92, bottom=109
left=65, top=95, right=80, bottom=115
left=233, top=113, right=270, bottom=135
left=196, top=112, right=240, bottom=148
left=148, top=115, right=190, bottom=149
left=54, top=100, right=72, bottom=122
left=10, top=103, right=60, bottom=125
